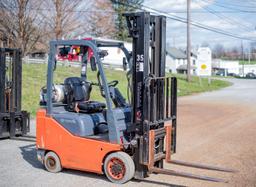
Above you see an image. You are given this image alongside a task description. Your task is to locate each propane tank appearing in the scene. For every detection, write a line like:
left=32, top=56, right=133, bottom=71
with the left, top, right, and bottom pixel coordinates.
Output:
left=52, top=85, right=65, bottom=103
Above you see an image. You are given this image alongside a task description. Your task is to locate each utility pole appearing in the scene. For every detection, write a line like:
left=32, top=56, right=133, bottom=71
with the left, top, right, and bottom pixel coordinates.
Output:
left=187, top=0, right=191, bottom=82
left=241, top=40, right=245, bottom=77
left=249, top=42, right=251, bottom=64
left=173, top=35, right=176, bottom=47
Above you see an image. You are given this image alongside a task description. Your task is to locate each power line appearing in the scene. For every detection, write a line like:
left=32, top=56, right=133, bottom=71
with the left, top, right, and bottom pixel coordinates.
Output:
left=1, top=3, right=253, bottom=14
left=168, top=10, right=256, bottom=13
left=196, top=0, right=254, bottom=33
left=213, top=0, right=256, bottom=9
left=2, top=5, right=255, bottom=14
left=203, top=0, right=256, bottom=12
left=139, top=4, right=256, bottom=41
left=1, top=1, right=256, bottom=42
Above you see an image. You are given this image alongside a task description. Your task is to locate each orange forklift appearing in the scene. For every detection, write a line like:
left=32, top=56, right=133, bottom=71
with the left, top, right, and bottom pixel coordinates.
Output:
left=36, top=12, right=234, bottom=184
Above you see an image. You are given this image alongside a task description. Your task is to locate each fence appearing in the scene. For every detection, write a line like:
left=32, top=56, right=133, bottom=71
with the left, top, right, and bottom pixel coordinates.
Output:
left=22, top=56, right=125, bottom=70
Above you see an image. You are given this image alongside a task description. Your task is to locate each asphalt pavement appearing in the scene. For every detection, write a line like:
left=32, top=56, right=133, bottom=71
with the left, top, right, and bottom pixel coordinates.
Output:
left=0, top=78, right=255, bottom=187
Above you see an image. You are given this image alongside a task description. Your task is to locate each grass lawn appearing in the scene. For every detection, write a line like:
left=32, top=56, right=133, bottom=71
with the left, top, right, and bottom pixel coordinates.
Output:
left=239, top=60, right=256, bottom=65
left=173, top=74, right=231, bottom=96
left=22, top=63, right=231, bottom=117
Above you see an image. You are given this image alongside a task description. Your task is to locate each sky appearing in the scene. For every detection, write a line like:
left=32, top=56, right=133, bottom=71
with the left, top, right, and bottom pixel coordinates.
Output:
left=144, top=0, right=256, bottom=51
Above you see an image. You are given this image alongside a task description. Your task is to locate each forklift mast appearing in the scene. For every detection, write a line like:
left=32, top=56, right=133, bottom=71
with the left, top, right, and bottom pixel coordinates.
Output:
left=0, top=48, right=30, bottom=138
left=125, top=12, right=177, bottom=178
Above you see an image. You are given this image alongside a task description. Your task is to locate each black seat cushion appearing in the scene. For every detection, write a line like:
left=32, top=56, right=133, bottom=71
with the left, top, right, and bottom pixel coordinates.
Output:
left=64, top=77, right=91, bottom=101
left=78, top=101, right=106, bottom=113
left=64, top=77, right=106, bottom=113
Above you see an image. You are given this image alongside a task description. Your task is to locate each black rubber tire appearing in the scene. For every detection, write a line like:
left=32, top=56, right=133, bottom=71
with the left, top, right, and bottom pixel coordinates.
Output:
left=44, top=151, right=62, bottom=173
left=104, top=152, right=135, bottom=184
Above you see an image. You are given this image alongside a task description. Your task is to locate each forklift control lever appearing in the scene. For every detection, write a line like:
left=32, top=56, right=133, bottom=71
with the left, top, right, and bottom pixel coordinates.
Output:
left=107, top=80, right=118, bottom=87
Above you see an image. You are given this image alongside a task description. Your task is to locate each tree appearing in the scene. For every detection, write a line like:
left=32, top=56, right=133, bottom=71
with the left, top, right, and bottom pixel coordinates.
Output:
left=111, top=0, right=143, bottom=41
left=231, top=46, right=239, bottom=60
left=43, top=0, right=91, bottom=40
left=212, top=44, right=225, bottom=58
left=251, top=42, right=256, bottom=60
left=201, top=41, right=209, bottom=47
left=87, top=0, right=116, bottom=38
left=0, top=0, right=46, bottom=56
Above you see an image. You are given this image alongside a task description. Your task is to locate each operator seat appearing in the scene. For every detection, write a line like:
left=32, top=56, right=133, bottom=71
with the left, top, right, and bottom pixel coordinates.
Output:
left=64, top=77, right=106, bottom=113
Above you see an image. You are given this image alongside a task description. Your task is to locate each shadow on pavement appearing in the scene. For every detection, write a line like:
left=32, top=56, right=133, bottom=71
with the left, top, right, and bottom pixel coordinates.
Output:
left=133, top=178, right=186, bottom=187
left=62, top=169, right=109, bottom=183
left=19, top=144, right=109, bottom=182
left=11, top=137, right=36, bottom=142
left=19, top=144, right=44, bottom=169
left=19, top=144, right=186, bottom=186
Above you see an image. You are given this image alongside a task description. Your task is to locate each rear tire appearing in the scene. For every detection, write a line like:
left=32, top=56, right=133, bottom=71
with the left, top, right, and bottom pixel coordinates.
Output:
left=44, top=151, right=62, bottom=173
left=104, top=152, right=135, bottom=184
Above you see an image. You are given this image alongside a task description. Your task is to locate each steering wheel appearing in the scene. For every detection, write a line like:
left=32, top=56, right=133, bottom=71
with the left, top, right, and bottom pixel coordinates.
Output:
left=108, top=80, right=118, bottom=87
left=97, top=80, right=118, bottom=98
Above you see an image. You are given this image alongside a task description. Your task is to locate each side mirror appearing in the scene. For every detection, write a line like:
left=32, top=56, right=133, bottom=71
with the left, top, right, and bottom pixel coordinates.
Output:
left=123, top=57, right=127, bottom=71
left=99, top=50, right=108, bottom=58
left=90, top=56, right=97, bottom=71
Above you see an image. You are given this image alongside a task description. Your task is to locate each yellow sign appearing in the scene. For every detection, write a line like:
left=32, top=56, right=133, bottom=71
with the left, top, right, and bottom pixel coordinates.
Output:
left=201, top=64, right=207, bottom=70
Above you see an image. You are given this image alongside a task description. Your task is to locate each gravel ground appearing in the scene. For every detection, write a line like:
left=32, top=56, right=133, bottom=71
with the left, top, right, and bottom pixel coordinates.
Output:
left=0, top=78, right=256, bottom=187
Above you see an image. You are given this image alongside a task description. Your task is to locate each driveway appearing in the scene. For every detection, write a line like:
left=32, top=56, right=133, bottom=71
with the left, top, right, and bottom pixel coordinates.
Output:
left=0, top=78, right=256, bottom=187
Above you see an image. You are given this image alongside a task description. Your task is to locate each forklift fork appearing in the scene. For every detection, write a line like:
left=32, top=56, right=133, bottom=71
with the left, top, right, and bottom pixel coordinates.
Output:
left=147, top=124, right=235, bottom=183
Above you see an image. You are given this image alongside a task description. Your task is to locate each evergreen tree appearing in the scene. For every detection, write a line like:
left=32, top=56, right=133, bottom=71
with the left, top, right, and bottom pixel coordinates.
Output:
left=111, top=0, right=143, bottom=41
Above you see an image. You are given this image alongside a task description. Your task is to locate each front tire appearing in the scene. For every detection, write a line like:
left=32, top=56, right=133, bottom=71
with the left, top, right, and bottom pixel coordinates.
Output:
left=104, top=152, right=135, bottom=184
left=44, top=151, right=62, bottom=173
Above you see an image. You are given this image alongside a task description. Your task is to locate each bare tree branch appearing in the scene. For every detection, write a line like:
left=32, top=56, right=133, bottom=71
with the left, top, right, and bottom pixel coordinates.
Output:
left=87, top=0, right=116, bottom=38
left=0, top=0, right=46, bottom=56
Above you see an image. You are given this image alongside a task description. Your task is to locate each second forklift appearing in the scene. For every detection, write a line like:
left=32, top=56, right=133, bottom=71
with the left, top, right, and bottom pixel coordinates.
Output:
left=0, top=48, right=30, bottom=138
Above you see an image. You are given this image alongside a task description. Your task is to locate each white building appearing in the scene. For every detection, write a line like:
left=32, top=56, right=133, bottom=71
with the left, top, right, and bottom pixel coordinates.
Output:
left=212, top=59, right=239, bottom=76
left=166, top=47, right=196, bottom=74
left=239, top=64, right=256, bottom=76
left=100, top=41, right=132, bottom=69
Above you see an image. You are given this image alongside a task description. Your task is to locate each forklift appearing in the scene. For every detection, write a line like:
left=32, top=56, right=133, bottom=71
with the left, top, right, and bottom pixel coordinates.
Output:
left=36, top=12, right=234, bottom=184
left=0, top=48, right=30, bottom=138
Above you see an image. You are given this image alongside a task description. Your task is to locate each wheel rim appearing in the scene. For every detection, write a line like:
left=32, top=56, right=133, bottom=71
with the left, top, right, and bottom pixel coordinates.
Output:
left=107, top=157, right=126, bottom=180
left=46, top=156, right=57, bottom=170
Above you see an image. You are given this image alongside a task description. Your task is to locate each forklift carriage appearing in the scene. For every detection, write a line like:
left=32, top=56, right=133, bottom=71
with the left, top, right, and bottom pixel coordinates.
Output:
left=36, top=12, right=234, bottom=184
left=0, top=48, right=30, bottom=138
